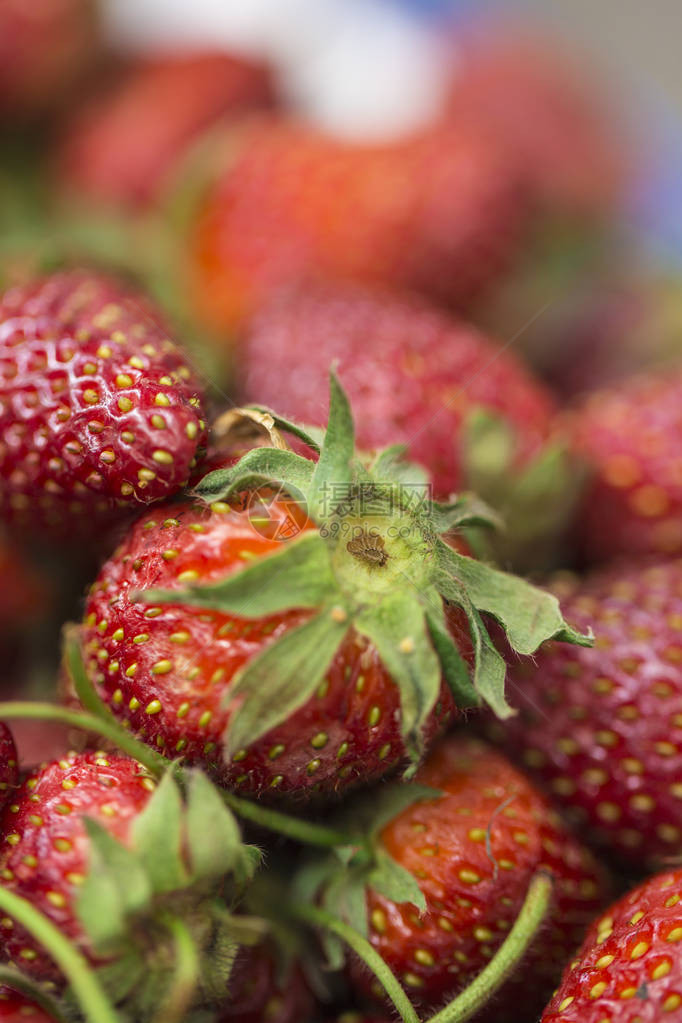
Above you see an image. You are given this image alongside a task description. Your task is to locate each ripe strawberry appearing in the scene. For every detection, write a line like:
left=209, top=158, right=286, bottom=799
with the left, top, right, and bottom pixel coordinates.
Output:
left=0, top=270, right=207, bottom=535
left=185, top=115, right=528, bottom=334
left=0, top=751, right=154, bottom=980
left=489, top=558, right=682, bottom=868
left=335, top=737, right=607, bottom=1017
left=0, top=987, right=55, bottom=1021
left=78, top=376, right=586, bottom=802
left=56, top=51, right=275, bottom=211
left=542, top=866, right=682, bottom=1022
left=240, top=283, right=578, bottom=569
left=0, top=0, right=98, bottom=121
left=241, top=283, right=556, bottom=500
left=444, top=24, right=628, bottom=218
left=0, top=724, right=17, bottom=808
left=222, top=939, right=315, bottom=1022
left=570, top=369, right=682, bottom=562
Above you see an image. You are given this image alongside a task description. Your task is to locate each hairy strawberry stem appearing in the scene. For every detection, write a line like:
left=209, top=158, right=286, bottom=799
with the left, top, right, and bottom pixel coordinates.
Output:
left=0, top=888, right=119, bottom=1023
left=151, top=916, right=200, bottom=1023
left=0, top=966, right=68, bottom=1023
left=426, top=871, right=554, bottom=1023
left=292, top=902, right=420, bottom=1023
left=0, top=699, right=355, bottom=850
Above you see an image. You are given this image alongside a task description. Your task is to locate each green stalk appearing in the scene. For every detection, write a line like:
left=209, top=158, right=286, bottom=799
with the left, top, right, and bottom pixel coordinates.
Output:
left=151, top=917, right=200, bottom=1023
left=221, top=791, right=355, bottom=849
left=0, top=965, right=69, bottom=1023
left=291, top=902, right=419, bottom=1023
left=0, top=702, right=168, bottom=776
left=427, top=871, right=554, bottom=1023
left=0, top=888, right=120, bottom=1023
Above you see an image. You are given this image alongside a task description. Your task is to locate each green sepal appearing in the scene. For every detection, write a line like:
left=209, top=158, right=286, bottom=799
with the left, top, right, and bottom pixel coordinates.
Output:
left=244, top=405, right=324, bottom=454
left=354, top=590, right=441, bottom=765
left=429, top=493, right=504, bottom=535
left=371, top=445, right=431, bottom=488
left=186, top=770, right=261, bottom=884
left=437, top=541, right=593, bottom=653
left=130, top=769, right=189, bottom=893
left=192, top=448, right=313, bottom=505
left=308, top=371, right=354, bottom=521
left=367, top=849, right=426, bottom=915
left=424, top=604, right=479, bottom=709
left=222, top=607, right=351, bottom=756
left=77, top=820, right=152, bottom=951
left=139, top=531, right=338, bottom=618
left=334, top=781, right=443, bottom=843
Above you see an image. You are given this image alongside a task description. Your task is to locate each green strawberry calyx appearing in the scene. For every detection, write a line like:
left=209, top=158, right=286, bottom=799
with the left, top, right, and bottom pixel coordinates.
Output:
left=139, top=372, right=592, bottom=770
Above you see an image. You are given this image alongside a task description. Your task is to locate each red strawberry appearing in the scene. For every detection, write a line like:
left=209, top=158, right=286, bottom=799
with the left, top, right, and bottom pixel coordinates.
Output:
left=240, top=283, right=577, bottom=569
left=221, top=939, right=315, bottom=1022
left=56, top=51, right=276, bottom=211
left=542, top=867, right=682, bottom=1022
left=241, top=283, right=556, bottom=499
left=444, top=23, right=628, bottom=218
left=339, top=737, right=607, bottom=1018
left=0, top=270, right=207, bottom=535
left=0, top=0, right=98, bottom=121
left=0, top=724, right=17, bottom=808
left=569, top=369, right=682, bottom=562
left=0, top=987, right=55, bottom=1021
left=0, top=751, right=154, bottom=980
left=78, top=376, right=585, bottom=802
left=185, top=115, right=528, bottom=334
left=489, top=558, right=682, bottom=868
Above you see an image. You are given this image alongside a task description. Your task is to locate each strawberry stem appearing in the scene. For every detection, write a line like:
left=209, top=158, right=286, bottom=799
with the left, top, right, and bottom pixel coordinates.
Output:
left=425, top=871, right=554, bottom=1023
left=0, top=888, right=120, bottom=1023
left=221, top=791, right=355, bottom=849
left=0, top=966, right=69, bottom=1023
left=151, top=916, right=200, bottom=1023
left=291, top=902, right=419, bottom=1023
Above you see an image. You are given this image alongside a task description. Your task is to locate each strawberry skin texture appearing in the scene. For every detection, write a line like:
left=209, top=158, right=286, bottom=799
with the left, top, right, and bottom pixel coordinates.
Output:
left=490, top=559, right=682, bottom=868
left=0, top=725, right=17, bottom=810
left=220, top=940, right=315, bottom=1022
left=82, top=497, right=461, bottom=801
left=0, top=751, right=154, bottom=980
left=241, top=283, right=555, bottom=497
left=0, top=0, right=98, bottom=120
left=542, top=867, right=682, bottom=1022
left=352, top=737, right=607, bottom=1017
left=187, top=116, right=527, bottom=334
left=0, top=987, right=54, bottom=1022
left=571, top=372, right=682, bottom=562
left=57, top=52, right=275, bottom=210
left=0, top=271, right=207, bottom=533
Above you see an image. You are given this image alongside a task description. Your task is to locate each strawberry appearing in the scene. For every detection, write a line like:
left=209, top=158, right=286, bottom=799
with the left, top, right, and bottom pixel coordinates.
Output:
left=77, top=376, right=587, bottom=802
left=184, top=115, right=528, bottom=335
left=0, top=724, right=17, bottom=808
left=542, top=866, right=682, bottom=1022
left=570, top=369, right=682, bottom=562
left=444, top=23, right=628, bottom=219
left=488, top=558, right=682, bottom=869
left=56, top=51, right=276, bottom=211
left=0, top=750, right=154, bottom=979
left=309, top=736, right=607, bottom=1019
left=0, top=987, right=55, bottom=1021
left=0, top=0, right=98, bottom=121
left=0, top=270, right=207, bottom=535
left=221, top=939, right=315, bottom=1022
left=240, top=283, right=579, bottom=569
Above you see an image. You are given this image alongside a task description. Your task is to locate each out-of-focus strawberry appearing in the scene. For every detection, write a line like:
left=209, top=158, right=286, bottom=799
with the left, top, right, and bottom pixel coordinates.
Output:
left=56, top=51, right=276, bottom=211
left=185, top=115, right=528, bottom=335
left=0, top=0, right=98, bottom=121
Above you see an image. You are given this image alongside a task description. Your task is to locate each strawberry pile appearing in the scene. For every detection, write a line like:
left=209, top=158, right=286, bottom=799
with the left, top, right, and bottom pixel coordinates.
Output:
left=1, top=6, right=682, bottom=1023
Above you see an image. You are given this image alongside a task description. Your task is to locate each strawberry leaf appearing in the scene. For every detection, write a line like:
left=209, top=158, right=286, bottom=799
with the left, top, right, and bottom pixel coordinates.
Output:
left=424, top=603, right=479, bottom=709
left=139, top=532, right=338, bottom=617
left=186, top=770, right=259, bottom=883
left=368, top=848, right=426, bottom=914
left=308, top=371, right=354, bottom=522
left=222, top=607, right=351, bottom=756
left=244, top=405, right=324, bottom=454
left=354, top=591, right=441, bottom=766
left=193, top=448, right=313, bottom=504
left=130, top=769, right=188, bottom=893
left=429, top=493, right=504, bottom=535
left=371, top=445, right=430, bottom=488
